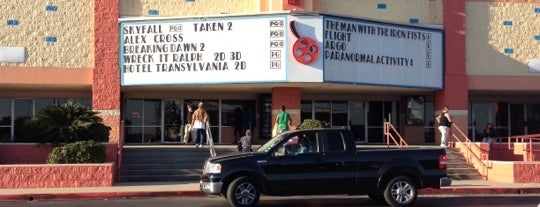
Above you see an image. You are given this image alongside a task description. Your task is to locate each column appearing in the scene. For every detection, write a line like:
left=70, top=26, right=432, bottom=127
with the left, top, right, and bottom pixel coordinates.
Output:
left=93, top=0, right=121, bottom=143
left=435, top=0, right=468, bottom=145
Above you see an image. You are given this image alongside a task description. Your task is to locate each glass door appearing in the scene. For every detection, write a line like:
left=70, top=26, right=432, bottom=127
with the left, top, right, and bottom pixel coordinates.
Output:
left=470, top=102, right=492, bottom=141
left=526, top=104, right=540, bottom=135
left=470, top=102, right=508, bottom=141
left=510, top=104, right=525, bottom=136
left=163, top=100, right=183, bottom=143
left=349, top=101, right=366, bottom=143
left=331, top=101, right=348, bottom=129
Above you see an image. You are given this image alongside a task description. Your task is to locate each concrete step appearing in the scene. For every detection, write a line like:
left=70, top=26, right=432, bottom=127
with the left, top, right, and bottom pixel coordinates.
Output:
left=118, top=174, right=201, bottom=182
left=120, top=168, right=202, bottom=176
left=447, top=172, right=483, bottom=180
left=445, top=147, right=483, bottom=180
left=121, top=163, right=205, bottom=170
left=119, top=146, right=237, bottom=182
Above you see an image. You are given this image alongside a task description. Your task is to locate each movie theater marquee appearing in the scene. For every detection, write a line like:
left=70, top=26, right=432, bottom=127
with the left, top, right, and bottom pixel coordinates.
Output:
left=323, top=16, right=444, bottom=89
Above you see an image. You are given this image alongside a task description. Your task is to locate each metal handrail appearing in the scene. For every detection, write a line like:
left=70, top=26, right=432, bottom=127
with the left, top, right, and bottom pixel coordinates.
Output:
left=449, top=124, right=489, bottom=180
left=383, top=122, right=408, bottom=148
left=505, top=134, right=540, bottom=161
left=117, top=120, right=125, bottom=182
left=206, top=122, right=216, bottom=157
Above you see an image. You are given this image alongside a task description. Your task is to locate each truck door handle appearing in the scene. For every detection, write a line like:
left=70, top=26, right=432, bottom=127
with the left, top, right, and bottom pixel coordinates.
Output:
left=334, top=161, right=345, bottom=166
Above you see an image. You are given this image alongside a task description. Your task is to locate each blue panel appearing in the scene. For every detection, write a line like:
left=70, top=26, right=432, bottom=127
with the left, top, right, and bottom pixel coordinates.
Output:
left=148, top=9, right=159, bottom=15
left=377, top=4, right=387, bottom=9
left=503, top=20, right=512, bottom=26
left=409, top=18, right=419, bottom=24
left=535, top=8, right=540, bottom=13
left=46, top=5, right=58, bottom=12
left=535, top=35, right=540, bottom=41
left=45, top=36, right=57, bottom=43
left=185, top=0, right=195, bottom=2
left=504, top=48, right=513, bottom=54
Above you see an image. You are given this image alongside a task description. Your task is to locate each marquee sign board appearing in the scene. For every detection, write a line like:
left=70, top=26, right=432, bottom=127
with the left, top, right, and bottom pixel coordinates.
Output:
left=322, top=16, right=444, bottom=89
left=120, top=15, right=288, bottom=86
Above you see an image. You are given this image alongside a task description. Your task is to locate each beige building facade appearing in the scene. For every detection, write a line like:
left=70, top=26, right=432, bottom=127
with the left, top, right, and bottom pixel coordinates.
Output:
left=1, top=0, right=539, bottom=146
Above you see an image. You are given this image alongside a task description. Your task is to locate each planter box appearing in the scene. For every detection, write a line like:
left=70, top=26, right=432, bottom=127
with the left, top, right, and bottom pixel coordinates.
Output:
left=0, top=163, right=115, bottom=188
left=0, top=143, right=119, bottom=188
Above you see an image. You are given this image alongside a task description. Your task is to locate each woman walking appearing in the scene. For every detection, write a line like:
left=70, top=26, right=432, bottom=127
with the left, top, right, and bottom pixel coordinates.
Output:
left=192, top=101, right=210, bottom=148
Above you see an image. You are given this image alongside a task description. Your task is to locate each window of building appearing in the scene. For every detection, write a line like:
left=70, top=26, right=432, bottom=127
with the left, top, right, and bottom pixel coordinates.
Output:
left=0, top=97, right=91, bottom=142
left=123, top=99, right=162, bottom=143
left=221, top=100, right=254, bottom=127
left=301, top=100, right=313, bottom=122
left=221, top=100, right=256, bottom=142
left=527, top=104, right=540, bottom=135
left=163, top=100, right=182, bottom=142
left=35, top=98, right=55, bottom=113
left=300, top=100, right=399, bottom=144
left=0, top=98, right=11, bottom=142
left=470, top=102, right=509, bottom=141
left=331, top=101, right=348, bottom=127
left=314, top=101, right=331, bottom=125
left=424, top=101, right=435, bottom=143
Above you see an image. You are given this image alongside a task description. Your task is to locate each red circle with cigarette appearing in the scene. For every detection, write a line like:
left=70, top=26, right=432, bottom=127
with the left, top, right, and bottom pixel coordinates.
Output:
left=292, top=37, right=319, bottom=65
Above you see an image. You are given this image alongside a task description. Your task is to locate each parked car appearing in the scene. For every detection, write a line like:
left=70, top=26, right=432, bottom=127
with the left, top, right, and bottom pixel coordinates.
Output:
left=200, top=128, right=451, bottom=207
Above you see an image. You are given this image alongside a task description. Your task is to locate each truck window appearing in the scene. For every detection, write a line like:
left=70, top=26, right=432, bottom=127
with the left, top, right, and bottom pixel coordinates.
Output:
left=275, top=132, right=319, bottom=156
left=326, top=131, right=345, bottom=152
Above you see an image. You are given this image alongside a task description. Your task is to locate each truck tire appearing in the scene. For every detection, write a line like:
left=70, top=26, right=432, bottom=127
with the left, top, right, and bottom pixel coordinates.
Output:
left=226, top=177, right=260, bottom=207
left=383, top=176, right=417, bottom=207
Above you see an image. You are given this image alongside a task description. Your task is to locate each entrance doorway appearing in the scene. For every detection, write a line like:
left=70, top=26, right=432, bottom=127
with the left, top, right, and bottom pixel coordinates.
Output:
left=349, top=101, right=366, bottom=143
left=163, top=100, right=182, bottom=143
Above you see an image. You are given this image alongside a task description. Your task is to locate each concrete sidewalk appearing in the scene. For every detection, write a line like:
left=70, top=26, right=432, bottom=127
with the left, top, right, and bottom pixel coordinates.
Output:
left=0, top=180, right=539, bottom=201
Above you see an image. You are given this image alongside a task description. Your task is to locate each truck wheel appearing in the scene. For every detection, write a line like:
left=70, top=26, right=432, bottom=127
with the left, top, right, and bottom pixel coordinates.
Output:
left=383, top=176, right=417, bottom=207
left=226, top=177, right=260, bottom=207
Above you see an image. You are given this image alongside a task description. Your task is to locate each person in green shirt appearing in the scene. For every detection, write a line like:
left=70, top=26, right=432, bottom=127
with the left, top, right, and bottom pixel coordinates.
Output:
left=276, top=105, right=292, bottom=134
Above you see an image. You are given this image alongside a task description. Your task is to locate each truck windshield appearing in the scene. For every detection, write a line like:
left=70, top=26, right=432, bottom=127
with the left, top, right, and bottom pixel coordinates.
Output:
left=256, top=134, right=286, bottom=153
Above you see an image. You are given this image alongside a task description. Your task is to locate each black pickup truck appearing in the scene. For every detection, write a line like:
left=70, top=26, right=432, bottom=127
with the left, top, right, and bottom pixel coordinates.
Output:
left=200, top=128, right=451, bottom=207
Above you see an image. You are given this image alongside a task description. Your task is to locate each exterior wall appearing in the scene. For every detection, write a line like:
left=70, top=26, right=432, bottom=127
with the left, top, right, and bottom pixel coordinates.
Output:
left=0, top=163, right=115, bottom=188
left=0, top=0, right=94, bottom=68
left=513, top=162, right=540, bottom=183
left=401, top=126, right=425, bottom=145
left=120, top=0, right=259, bottom=17
left=466, top=1, right=540, bottom=76
left=486, top=143, right=540, bottom=161
left=318, top=0, right=443, bottom=25
left=0, top=68, right=92, bottom=93
left=488, top=161, right=540, bottom=183
left=94, top=0, right=121, bottom=143
left=488, top=161, right=515, bottom=182
left=458, top=142, right=540, bottom=162
left=272, top=87, right=301, bottom=129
